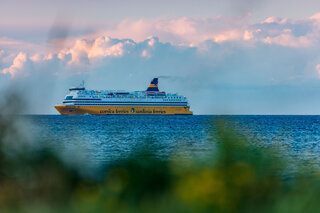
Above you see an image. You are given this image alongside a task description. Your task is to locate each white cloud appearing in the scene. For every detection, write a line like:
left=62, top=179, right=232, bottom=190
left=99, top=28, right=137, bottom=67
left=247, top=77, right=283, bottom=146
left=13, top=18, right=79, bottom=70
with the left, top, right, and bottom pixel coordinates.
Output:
left=30, top=54, right=42, bottom=62
left=262, top=33, right=311, bottom=47
left=263, top=16, right=287, bottom=24
left=52, top=36, right=137, bottom=66
left=1, top=52, right=27, bottom=77
left=148, top=37, right=156, bottom=46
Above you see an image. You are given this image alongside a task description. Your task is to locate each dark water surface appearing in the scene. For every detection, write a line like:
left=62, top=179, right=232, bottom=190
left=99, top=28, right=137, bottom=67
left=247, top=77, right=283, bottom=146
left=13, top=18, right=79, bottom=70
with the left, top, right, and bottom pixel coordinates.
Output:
left=26, top=115, right=320, bottom=172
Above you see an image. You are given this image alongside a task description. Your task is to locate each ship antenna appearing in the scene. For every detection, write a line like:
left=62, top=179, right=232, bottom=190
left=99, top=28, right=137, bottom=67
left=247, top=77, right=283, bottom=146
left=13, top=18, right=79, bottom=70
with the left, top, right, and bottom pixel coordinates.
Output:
left=80, top=80, right=85, bottom=88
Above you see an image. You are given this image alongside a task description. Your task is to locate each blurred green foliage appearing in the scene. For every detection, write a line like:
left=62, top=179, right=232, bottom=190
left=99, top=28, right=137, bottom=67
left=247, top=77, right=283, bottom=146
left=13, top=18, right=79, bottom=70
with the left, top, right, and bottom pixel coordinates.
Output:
left=1, top=108, right=320, bottom=213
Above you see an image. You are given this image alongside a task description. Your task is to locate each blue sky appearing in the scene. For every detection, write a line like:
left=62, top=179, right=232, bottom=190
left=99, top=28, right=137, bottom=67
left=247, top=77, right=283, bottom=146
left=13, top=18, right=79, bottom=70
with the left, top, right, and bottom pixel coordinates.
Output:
left=1, top=0, right=320, bottom=114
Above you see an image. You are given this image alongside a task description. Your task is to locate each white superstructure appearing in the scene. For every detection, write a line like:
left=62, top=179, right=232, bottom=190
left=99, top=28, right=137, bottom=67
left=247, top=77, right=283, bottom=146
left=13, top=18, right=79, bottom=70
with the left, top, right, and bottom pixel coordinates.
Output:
left=62, top=81, right=190, bottom=107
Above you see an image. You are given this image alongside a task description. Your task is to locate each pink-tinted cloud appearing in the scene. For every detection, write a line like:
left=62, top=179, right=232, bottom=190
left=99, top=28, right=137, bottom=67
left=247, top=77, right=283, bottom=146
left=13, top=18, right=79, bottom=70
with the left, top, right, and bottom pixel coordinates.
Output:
left=76, top=13, right=320, bottom=48
left=94, top=15, right=251, bottom=46
left=0, top=36, right=158, bottom=77
left=2, top=13, right=320, bottom=79
left=55, top=36, right=137, bottom=65
left=3, top=13, right=320, bottom=60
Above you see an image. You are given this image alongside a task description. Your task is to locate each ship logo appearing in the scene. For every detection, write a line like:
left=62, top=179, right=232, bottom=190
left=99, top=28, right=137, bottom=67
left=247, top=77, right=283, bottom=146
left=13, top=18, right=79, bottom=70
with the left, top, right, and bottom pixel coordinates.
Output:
left=146, top=78, right=159, bottom=92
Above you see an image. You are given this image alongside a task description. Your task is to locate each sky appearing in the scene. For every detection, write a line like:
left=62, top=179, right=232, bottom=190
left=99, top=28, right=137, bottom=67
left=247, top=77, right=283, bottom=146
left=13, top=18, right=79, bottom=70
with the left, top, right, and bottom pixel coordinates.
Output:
left=1, top=0, right=320, bottom=114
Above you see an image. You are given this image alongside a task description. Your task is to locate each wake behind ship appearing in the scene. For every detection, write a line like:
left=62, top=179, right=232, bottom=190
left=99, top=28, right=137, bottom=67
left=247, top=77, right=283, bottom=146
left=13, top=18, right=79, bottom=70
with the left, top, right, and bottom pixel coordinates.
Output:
left=55, top=78, right=193, bottom=115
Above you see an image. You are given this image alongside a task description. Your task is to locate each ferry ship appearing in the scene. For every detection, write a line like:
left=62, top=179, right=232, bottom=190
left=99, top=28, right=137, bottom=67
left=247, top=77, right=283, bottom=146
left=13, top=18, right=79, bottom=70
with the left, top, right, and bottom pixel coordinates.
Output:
left=54, top=78, right=193, bottom=115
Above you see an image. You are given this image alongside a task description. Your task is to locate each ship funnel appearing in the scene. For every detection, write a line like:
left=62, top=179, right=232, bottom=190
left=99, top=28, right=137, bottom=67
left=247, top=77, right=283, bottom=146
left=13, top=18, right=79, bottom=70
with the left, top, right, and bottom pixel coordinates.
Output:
left=146, top=78, right=159, bottom=92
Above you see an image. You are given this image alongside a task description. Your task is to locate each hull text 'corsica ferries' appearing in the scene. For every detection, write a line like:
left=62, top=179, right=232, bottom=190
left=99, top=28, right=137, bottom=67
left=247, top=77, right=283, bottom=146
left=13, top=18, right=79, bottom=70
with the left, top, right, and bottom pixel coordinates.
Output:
left=55, top=78, right=193, bottom=115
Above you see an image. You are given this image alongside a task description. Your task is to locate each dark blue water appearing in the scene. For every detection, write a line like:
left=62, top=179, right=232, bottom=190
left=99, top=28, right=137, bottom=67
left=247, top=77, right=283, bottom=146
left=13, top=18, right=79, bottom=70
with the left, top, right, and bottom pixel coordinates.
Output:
left=26, top=115, right=320, bottom=172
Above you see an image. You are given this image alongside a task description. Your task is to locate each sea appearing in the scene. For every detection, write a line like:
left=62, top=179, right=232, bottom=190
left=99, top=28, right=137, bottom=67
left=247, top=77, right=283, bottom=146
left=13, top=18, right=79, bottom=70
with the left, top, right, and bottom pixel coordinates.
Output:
left=25, top=115, right=320, bottom=175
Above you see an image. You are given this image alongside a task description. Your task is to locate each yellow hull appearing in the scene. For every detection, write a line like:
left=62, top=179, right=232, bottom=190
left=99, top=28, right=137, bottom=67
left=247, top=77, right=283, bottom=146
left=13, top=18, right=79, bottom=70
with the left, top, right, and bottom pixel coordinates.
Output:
left=54, top=105, right=193, bottom=115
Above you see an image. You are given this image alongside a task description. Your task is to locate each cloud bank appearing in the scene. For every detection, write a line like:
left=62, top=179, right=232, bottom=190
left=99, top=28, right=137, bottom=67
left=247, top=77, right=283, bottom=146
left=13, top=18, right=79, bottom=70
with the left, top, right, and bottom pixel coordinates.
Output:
left=2, top=14, right=320, bottom=114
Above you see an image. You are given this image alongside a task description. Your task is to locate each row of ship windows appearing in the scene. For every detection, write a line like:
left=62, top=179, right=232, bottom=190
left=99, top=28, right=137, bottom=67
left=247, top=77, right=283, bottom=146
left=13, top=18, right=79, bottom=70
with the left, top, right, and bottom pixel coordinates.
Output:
left=64, top=103, right=187, bottom=106
left=63, top=100, right=187, bottom=103
left=73, top=95, right=182, bottom=100
left=70, top=96, right=183, bottom=101
left=67, top=103, right=188, bottom=107
left=68, top=104, right=187, bottom=106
